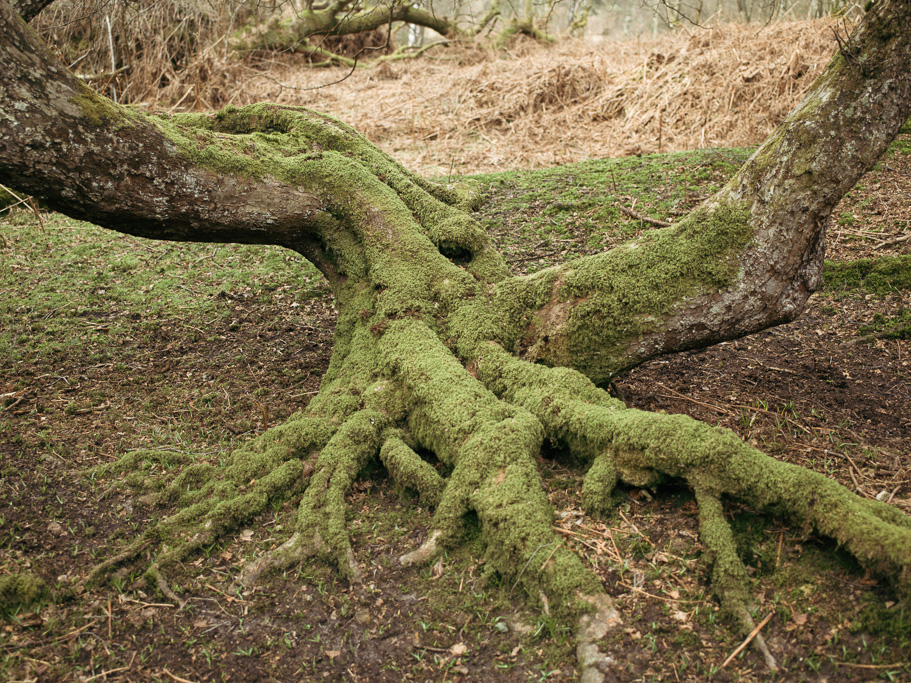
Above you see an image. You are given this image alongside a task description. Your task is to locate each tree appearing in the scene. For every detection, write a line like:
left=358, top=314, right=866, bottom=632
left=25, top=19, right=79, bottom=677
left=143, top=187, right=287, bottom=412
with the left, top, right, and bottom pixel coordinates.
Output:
left=227, top=0, right=563, bottom=66
left=229, top=0, right=507, bottom=65
left=2, top=0, right=910, bottom=677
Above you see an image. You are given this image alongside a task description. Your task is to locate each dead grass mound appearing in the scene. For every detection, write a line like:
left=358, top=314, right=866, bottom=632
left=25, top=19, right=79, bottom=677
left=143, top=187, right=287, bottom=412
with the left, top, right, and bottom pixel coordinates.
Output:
left=35, top=5, right=840, bottom=174
left=34, top=0, right=251, bottom=108
left=232, top=19, right=839, bottom=174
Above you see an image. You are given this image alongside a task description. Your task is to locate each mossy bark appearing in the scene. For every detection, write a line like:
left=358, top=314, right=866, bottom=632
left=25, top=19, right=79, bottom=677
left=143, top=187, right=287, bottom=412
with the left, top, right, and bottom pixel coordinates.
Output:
left=2, top=0, right=911, bottom=676
left=230, top=0, right=514, bottom=59
left=230, top=2, right=467, bottom=60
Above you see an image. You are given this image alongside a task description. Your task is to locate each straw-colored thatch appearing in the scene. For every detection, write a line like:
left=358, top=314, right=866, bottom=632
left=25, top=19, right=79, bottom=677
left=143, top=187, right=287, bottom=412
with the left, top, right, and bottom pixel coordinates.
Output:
left=231, top=19, right=838, bottom=174
left=36, top=3, right=840, bottom=175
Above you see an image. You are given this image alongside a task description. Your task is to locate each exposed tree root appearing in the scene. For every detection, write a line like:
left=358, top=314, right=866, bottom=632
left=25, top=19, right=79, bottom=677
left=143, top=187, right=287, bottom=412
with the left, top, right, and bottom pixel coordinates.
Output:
left=16, top=1, right=903, bottom=671
left=379, top=436, right=446, bottom=507
left=694, top=487, right=777, bottom=670
left=399, top=530, right=443, bottom=568
left=146, top=564, right=185, bottom=608
left=475, top=342, right=911, bottom=643
left=292, top=408, right=387, bottom=581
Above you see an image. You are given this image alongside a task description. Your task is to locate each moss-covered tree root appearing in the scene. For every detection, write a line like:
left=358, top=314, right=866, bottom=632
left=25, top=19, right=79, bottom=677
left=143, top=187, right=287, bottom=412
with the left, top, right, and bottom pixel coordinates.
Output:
left=6, top=0, right=911, bottom=675
left=475, top=342, right=911, bottom=661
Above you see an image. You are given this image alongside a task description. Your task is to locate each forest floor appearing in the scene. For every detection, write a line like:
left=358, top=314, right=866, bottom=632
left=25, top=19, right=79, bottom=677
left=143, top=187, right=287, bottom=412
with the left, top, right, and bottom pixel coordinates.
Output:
left=0, top=122, right=909, bottom=682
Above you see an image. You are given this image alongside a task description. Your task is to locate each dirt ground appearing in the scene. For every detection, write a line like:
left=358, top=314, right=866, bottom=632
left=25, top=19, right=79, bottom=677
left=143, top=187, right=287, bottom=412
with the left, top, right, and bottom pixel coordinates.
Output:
left=1, top=80, right=910, bottom=683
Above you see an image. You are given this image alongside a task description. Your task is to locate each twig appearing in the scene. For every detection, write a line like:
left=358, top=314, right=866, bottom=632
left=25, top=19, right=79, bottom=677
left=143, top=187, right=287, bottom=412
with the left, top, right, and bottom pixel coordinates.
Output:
left=166, top=86, right=194, bottom=114
left=719, top=612, right=773, bottom=669
left=834, top=661, right=910, bottom=669
left=618, top=582, right=702, bottom=603
left=85, top=664, right=131, bottom=682
left=507, top=249, right=561, bottom=263
left=162, top=669, right=198, bottom=683
left=831, top=24, right=862, bottom=74
left=873, top=232, right=911, bottom=249
left=617, top=204, right=671, bottom=227
left=28, top=197, right=45, bottom=231
left=204, top=582, right=248, bottom=603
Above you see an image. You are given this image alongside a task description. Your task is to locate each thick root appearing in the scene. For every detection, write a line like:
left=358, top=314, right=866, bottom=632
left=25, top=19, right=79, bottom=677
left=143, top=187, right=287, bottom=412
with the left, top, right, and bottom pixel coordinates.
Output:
left=695, top=487, right=777, bottom=671
left=292, top=408, right=387, bottom=581
left=379, top=436, right=446, bottom=507
left=581, top=450, right=619, bottom=516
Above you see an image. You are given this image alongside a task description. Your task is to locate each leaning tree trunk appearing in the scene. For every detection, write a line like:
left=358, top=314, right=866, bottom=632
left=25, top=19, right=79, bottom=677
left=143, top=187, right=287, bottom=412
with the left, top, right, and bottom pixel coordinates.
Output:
left=2, top=0, right=911, bottom=678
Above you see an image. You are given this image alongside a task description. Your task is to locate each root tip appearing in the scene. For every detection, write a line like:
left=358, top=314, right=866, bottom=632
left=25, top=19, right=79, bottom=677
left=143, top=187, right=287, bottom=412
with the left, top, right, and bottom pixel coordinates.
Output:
left=399, top=530, right=442, bottom=567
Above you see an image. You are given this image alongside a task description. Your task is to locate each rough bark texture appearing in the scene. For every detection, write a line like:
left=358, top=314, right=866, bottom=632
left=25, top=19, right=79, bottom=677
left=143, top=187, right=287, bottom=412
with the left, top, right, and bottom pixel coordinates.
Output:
left=2, top=0, right=911, bottom=677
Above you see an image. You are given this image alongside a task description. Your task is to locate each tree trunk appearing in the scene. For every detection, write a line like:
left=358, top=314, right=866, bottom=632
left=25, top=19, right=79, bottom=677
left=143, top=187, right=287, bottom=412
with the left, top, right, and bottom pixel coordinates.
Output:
left=2, top=0, right=910, bottom=677
left=231, top=2, right=464, bottom=56
left=231, top=0, right=506, bottom=60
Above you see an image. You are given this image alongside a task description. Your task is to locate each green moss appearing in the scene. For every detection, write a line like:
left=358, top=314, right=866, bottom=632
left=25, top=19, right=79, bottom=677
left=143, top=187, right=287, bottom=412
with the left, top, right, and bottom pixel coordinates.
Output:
left=379, top=436, right=446, bottom=506
left=823, top=255, right=911, bottom=294
left=493, top=201, right=754, bottom=381
left=853, top=594, right=910, bottom=638
left=469, top=148, right=748, bottom=249
left=92, top=449, right=193, bottom=479
left=69, top=87, right=136, bottom=128
left=858, top=309, right=911, bottom=340
left=580, top=451, right=618, bottom=515
left=0, top=573, right=46, bottom=615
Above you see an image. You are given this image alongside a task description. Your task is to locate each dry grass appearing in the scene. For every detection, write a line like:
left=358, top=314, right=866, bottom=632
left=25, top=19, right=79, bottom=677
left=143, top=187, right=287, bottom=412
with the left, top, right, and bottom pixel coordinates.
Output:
left=34, top=0, right=259, bottom=107
left=37, top=4, right=841, bottom=175
left=232, top=19, right=840, bottom=174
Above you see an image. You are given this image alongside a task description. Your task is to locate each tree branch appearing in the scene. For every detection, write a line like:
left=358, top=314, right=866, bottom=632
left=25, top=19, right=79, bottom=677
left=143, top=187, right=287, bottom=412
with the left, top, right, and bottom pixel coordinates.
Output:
left=497, top=0, right=911, bottom=381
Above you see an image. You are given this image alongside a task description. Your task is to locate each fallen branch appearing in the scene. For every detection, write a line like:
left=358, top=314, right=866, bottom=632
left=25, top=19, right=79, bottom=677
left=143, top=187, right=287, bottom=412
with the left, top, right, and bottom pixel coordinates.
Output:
left=873, top=232, right=911, bottom=249
left=617, top=204, right=672, bottom=227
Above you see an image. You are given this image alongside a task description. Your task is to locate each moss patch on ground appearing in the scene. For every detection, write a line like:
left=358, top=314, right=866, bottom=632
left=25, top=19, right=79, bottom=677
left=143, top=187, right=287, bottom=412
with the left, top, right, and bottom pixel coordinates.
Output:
left=0, top=574, right=46, bottom=615
left=822, top=255, right=911, bottom=294
left=858, top=309, right=911, bottom=340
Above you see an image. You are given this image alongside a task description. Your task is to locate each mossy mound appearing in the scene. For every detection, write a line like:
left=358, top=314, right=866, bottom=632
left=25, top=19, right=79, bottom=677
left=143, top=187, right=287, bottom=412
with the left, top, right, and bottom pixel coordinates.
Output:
left=0, top=573, right=47, bottom=614
left=823, top=255, right=911, bottom=294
